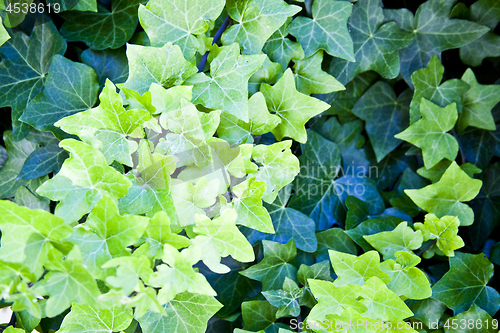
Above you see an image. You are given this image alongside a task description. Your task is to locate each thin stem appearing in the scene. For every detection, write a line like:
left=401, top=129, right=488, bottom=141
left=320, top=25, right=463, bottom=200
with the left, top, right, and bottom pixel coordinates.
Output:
left=197, top=15, right=231, bottom=72
left=417, top=239, right=437, bottom=257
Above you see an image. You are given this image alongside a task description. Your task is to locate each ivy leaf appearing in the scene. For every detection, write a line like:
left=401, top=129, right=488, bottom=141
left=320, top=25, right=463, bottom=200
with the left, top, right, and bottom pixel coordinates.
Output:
left=186, top=44, right=266, bottom=122
left=248, top=56, right=283, bottom=95
left=258, top=185, right=318, bottom=253
left=405, top=161, right=482, bottom=226
left=60, top=0, right=140, bottom=49
left=262, top=18, right=305, bottom=70
left=37, top=140, right=132, bottom=223
left=0, top=20, right=66, bottom=140
left=414, top=214, right=464, bottom=258
left=192, top=209, right=255, bottom=273
left=386, top=0, right=489, bottom=86
left=149, top=244, right=216, bottom=303
left=379, top=251, right=432, bottom=300
left=136, top=293, right=222, bottom=333
left=0, top=131, right=38, bottom=198
left=363, top=222, right=423, bottom=260
left=222, top=0, right=300, bottom=55
left=288, top=0, right=354, bottom=60
left=0, top=17, right=9, bottom=47
left=314, top=228, right=357, bottom=262
left=407, top=298, right=447, bottom=326
left=409, top=55, right=470, bottom=123
left=118, top=140, right=178, bottom=218
left=345, top=215, right=403, bottom=251
left=0, top=200, right=72, bottom=279
left=56, top=80, right=154, bottom=166
left=457, top=68, right=500, bottom=132
left=458, top=126, right=500, bottom=170
left=359, top=276, right=414, bottom=321
left=241, top=300, right=278, bottom=331
left=81, top=47, right=129, bottom=86
left=292, top=51, right=345, bottom=95
left=216, top=92, right=280, bottom=145
left=395, top=99, right=458, bottom=169
left=262, top=278, right=303, bottom=319
left=444, top=304, right=498, bottom=333
left=432, top=252, right=500, bottom=315
left=122, top=43, right=198, bottom=95
left=288, top=130, right=343, bottom=230
left=58, top=304, right=133, bottom=333
left=329, top=0, right=413, bottom=85
left=328, top=250, right=390, bottom=287
left=459, top=0, right=500, bottom=67
left=33, top=248, right=100, bottom=318
left=252, top=140, right=299, bottom=203
left=231, top=176, right=274, bottom=234
left=261, top=68, right=330, bottom=143
left=352, top=81, right=411, bottom=162
left=20, top=55, right=99, bottom=137
left=102, top=255, right=153, bottom=296
left=138, top=0, right=225, bottom=59
left=240, top=239, right=298, bottom=291
left=307, top=279, right=366, bottom=324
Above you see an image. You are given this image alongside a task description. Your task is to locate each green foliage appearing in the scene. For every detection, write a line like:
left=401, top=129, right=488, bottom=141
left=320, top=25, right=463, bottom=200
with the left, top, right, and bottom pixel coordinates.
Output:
left=1, top=0, right=500, bottom=331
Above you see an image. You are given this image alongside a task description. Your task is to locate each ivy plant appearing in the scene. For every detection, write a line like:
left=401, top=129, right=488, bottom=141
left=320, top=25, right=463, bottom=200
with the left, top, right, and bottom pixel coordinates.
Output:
left=1, top=0, right=500, bottom=332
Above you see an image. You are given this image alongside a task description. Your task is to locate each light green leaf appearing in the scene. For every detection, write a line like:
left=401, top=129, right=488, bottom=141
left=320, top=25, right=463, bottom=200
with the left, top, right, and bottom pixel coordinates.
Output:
left=387, top=0, right=489, bottom=86
left=352, top=82, right=411, bottom=162
left=149, top=244, right=216, bottom=303
left=248, top=56, right=283, bottom=95
left=379, top=251, right=432, bottom=300
left=414, top=214, right=465, bottom=257
left=138, top=0, right=225, bottom=59
left=58, top=304, right=133, bottom=333
left=118, top=140, right=178, bottom=218
left=405, top=161, right=482, bottom=226
left=0, top=20, right=66, bottom=140
left=240, top=239, right=298, bottom=290
left=122, top=43, right=198, bottom=95
left=33, top=248, right=100, bottom=318
left=261, top=68, right=330, bottom=143
left=328, top=250, right=390, bottom=287
left=409, top=55, right=470, bottom=123
left=216, top=92, right=281, bottom=145
left=139, top=211, right=191, bottom=259
left=292, top=51, right=345, bottom=95
left=14, top=185, right=50, bottom=212
left=102, top=255, right=153, bottom=295
left=433, top=252, right=499, bottom=315
left=0, top=17, right=9, bottom=47
left=307, top=279, right=366, bottom=324
left=329, top=0, right=414, bottom=85
left=262, top=18, right=305, bottom=70
left=20, top=55, right=99, bottom=137
left=359, top=276, right=414, bottom=321
left=56, top=80, right=153, bottom=166
left=459, top=0, right=500, bottom=66
left=192, top=209, right=255, bottom=273
left=0, top=200, right=72, bottom=279
left=252, top=140, right=299, bottom=203
left=457, top=68, right=500, bottom=132
left=231, top=176, right=274, bottom=233
left=60, top=0, right=141, bottom=49
left=136, top=292, right=222, bottom=333
left=222, top=0, right=300, bottom=55
left=395, top=99, right=458, bottom=169
left=37, top=139, right=132, bottom=223
left=171, top=177, right=219, bottom=227
left=147, top=84, right=192, bottom=115
left=363, top=222, right=423, bottom=260
left=288, top=0, right=354, bottom=60
left=185, top=43, right=266, bottom=122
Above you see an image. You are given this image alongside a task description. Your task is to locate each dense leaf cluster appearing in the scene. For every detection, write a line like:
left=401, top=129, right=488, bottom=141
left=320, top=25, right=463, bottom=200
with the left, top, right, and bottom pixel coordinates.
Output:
left=1, top=0, right=500, bottom=332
